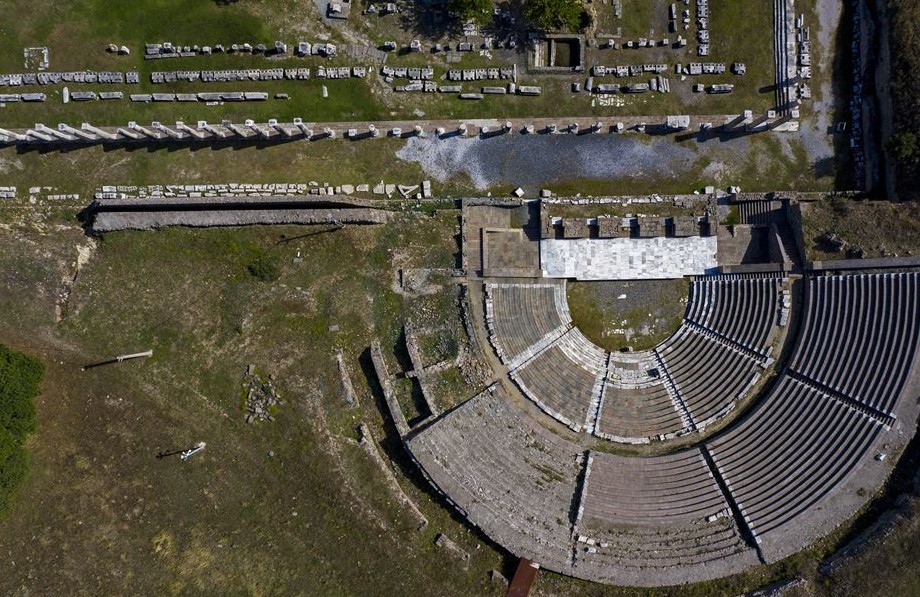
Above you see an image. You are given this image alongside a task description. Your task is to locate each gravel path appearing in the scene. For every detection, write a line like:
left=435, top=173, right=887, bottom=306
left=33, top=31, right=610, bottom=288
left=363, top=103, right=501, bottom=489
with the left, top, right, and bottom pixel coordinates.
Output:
left=397, top=134, right=701, bottom=190
left=787, top=0, right=843, bottom=176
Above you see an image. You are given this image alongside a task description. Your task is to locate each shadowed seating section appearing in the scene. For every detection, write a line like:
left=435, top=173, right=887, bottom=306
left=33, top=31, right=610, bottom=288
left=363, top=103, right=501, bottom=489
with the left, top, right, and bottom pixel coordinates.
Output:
left=686, top=276, right=783, bottom=356
left=409, top=272, right=920, bottom=585
left=407, top=386, right=584, bottom=572
left=511, top=328, right=607, bottom=431
left=707, top=375, right=887, bottom=562
left=788, top=273, right=920, bottom=416
left=655, top=326, right=764, bottom=429
left=650, top=274, right=785, bottom=431
left=570, top=450, right=760, bottom=585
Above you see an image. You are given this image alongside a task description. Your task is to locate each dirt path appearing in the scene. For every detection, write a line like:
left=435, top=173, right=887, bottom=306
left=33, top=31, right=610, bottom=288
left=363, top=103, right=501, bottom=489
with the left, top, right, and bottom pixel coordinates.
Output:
left=859, top=0, right=893, bottom=196
left=873, top=0, right=896, bottom=199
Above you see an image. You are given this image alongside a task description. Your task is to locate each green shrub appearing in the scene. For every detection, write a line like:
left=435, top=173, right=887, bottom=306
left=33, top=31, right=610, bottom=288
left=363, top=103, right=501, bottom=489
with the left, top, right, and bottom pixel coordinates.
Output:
left=447, top=0, right=492, bottom=25
left=0, top=426, right=28, bottom=515
left=891, top=0, right=920, bottom=199
left=0, top=344, right=42, bottom=516
left=524, top=0, right=588, bottom=32
left=247, top=257, right=280, bottom=282
left=721, top=205, right=741, bottom=226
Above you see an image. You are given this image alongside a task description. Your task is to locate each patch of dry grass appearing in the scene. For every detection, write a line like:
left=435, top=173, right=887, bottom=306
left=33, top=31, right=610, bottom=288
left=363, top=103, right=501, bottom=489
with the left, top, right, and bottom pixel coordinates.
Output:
left=800, top=199, right=920, bottom=261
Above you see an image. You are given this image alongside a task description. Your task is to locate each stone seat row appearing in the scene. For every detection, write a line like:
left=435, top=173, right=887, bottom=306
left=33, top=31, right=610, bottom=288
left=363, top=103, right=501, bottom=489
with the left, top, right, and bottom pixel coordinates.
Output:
left=511, top=331, right=605, bottom=431
left=594, top=382, right=685, bottom=442
left=686, top=276, right=782, bottom=355
left=573, top=520, right=758, bottom=584
left=408, top=272, right=920, bottom=585
left=789, top=273, right=920, bottom=415
left=485, top=278, right=779, bottom=443
left=579, top=450, right=726, bottom=524
left=576, top=514, right=748, bottom=562
left=656, top=326, right=763, bottom=429
left=407, top=387, right=758, bottom=585
left=485, top=283, right=570, bottom=364
left=407, top=387, right=582, bottom=571
left=708, top=374, right=886, bottom=559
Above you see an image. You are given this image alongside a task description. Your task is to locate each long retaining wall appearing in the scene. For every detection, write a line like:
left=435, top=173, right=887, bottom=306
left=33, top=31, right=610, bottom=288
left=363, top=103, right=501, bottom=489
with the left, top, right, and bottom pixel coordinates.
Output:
left=809, top=255, right=920, bottom=271
left=88, top=194, right=395, bottom=231
left=91, top=207, right=392, bottom=232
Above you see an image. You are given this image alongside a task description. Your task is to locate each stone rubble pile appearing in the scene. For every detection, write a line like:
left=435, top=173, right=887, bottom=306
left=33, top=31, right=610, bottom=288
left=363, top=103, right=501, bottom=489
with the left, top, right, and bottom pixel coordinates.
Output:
left=243, top=365, right=283, bottom=424
left=23, top=47, right=50, bottom=70
left=148, top=66, right=367, bottom=84
left=20, top=186, right=80, bottom=202
left=795, top=17, right=812, bottom=100
left=95, top=180, right=433, bottom=200
left=67, top=91, right=125, bottom=102
left=847, top=3, right=865, bottom=188
left=129, top=92, right=270, bottom=103
left=592, top=64, right=669, bottom=77
left=144, top=40, right=337, bottom=59
left=0, top=71, right=138, bottom=86
left=97, top=183, right=316, bottom=199
left=696, top=0, right=710, bottom=55
left=382, top=65, right=436, bottom=80
left=683, top=62, right=726, bottom=75
left=445, top=67, right=514, bottom=82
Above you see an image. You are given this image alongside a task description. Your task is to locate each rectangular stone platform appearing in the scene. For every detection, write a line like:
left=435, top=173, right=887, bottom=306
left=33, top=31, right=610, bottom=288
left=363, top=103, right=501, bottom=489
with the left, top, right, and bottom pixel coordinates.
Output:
left=540, top=236, right=719, bottom=280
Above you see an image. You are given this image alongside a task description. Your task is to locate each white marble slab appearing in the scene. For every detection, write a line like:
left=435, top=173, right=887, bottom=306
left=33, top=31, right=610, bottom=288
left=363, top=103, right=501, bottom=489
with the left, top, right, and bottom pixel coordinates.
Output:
left=540, top=236, right=719, bottom=280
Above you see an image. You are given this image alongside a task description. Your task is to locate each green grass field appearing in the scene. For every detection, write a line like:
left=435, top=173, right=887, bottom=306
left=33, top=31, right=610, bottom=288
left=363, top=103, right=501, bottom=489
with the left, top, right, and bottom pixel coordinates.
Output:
left=566, top=279, right=689, bottom=351
left=0, top=0, right=777, bottom=128
left=0, top=210, right=509, bottom=595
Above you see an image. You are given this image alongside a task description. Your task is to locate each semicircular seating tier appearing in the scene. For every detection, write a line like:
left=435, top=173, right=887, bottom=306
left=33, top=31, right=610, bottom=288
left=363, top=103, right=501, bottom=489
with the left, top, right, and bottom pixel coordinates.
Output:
left=409, top=272, right=920, bottom=586
left=484, top=276, right=790, bottom=443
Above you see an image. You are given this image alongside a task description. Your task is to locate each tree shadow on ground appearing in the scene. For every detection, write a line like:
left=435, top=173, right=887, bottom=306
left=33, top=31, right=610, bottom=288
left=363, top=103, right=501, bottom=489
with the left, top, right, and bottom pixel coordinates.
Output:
left=811, top=156, right=836, bottom=180
left=397, top=1, right=464, bottom=41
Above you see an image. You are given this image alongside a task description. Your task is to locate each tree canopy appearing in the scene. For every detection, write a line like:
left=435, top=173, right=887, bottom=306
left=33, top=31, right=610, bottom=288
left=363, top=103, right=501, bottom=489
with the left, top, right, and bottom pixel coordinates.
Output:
left=524, top=0, right=586, bottom=32
left=0, top=344, right=42, bottom=516
left=448, top=0, right=493, bottom=26
left=891, top=0, right=920, bottom=199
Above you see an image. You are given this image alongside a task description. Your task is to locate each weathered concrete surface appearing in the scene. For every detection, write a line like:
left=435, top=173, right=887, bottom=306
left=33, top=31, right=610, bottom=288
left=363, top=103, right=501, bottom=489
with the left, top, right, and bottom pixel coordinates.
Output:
left=91, top=207, right=392, bottom=231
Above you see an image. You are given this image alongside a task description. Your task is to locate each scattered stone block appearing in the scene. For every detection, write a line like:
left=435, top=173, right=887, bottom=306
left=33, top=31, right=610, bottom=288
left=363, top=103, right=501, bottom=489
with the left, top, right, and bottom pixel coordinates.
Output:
left=398, top=184, right=419, bottom=197
left=435, top=533, right=470, bottom=568
left=489, top=570, right=508, bottom=587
